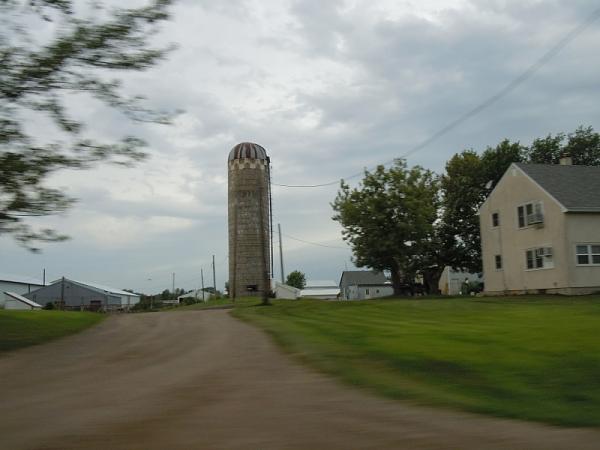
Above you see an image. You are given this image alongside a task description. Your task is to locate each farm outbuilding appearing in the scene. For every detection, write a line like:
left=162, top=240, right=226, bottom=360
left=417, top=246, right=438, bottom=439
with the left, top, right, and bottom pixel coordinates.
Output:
left=300, top=280, right=340, bottom=299
left=339, top=271, right=394, bottom=300
left=0, top=273, right=44, bottom=308
left=25, top=278, right=140, bottom=311
left=2, top=292, right=42, bottom=310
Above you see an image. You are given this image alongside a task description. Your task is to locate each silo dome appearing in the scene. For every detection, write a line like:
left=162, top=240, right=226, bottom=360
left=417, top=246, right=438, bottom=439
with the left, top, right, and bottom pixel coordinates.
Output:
left=228, top=142, right=268, bottom=161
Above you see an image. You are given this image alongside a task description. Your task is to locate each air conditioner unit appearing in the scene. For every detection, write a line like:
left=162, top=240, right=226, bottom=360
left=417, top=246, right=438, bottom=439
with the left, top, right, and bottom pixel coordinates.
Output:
left=527, top=212, right=544, bottom=227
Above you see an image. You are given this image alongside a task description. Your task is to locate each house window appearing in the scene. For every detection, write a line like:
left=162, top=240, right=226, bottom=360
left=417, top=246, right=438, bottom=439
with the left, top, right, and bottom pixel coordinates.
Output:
left=495, top=255, right=502, bottom=270
left=576, top=244, right=600, bottom=265
left=517, top=202, right=543, bottom=228
left=526, top=247, right=554, bottom=270
left=365, top=288, right=370, bottom=295
left=492, top=212, right=500, bottom=227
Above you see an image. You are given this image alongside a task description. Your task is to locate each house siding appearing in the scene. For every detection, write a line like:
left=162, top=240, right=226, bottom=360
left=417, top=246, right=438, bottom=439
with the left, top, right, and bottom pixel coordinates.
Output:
left=480, top=165, right=569, bottom=294
left=565, top=213, right=600, bottom=292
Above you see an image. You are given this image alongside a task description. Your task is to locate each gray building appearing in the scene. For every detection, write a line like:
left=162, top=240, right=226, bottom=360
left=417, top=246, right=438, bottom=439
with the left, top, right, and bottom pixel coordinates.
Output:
left=339, top=271, right=394, bottom=300
left=228, top=142, right=271, bottom=299
left=0, top=273, right=44, bottom=308
left=25, top=278, right=140, bottom=311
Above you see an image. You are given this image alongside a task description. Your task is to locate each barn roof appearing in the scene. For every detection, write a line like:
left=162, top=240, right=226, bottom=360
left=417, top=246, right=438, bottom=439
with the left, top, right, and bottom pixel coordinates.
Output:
left=50, top=279, right=139, bottom=298
left=0, top=273, right=44, bottom=286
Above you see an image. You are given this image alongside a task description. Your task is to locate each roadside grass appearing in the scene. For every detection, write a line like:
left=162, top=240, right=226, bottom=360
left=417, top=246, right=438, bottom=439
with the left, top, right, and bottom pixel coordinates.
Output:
left=0, top=310, right=105, bottom=354
left=232, top=296, right=600, bottom=427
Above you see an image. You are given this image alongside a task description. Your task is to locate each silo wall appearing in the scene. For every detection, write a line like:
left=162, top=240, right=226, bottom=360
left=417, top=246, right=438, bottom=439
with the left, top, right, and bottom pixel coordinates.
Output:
left=228, top=158, right=271, bottom=298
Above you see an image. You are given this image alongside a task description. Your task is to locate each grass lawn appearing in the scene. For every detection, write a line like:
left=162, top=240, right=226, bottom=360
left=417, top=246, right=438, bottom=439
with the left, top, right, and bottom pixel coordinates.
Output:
left=232, top=296, right=600, bottom=427
left=0, top=310, right=105, bottom=354
left=170, top=296, right=268, bottom=311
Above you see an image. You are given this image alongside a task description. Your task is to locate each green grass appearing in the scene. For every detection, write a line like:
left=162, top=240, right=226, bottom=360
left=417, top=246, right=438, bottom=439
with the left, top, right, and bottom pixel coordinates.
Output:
left=169, top=296, right=270, bottom=311
left=0, top=310, right=105, bottom=353
left=232, top=296, right=600, bottom=427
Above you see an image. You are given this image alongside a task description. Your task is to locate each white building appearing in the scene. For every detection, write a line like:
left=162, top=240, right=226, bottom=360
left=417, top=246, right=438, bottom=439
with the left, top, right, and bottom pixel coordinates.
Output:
left=3, top=292, right=42, bottom=310
left=300, top=280, right=340, bottom=299
left=274, top=282, right=301, bottom=299
left=438, top=267, right=483, bottom=295
left=0, top=273, right=44, bottom=308
left=339, top=271, right=394, bottom=300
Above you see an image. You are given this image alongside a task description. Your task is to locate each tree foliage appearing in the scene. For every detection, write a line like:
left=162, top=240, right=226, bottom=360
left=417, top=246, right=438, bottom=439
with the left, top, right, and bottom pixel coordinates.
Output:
left=0, top=0, right=174, bottom=249
left=286, top=270, right=306, bottom=290
left=332, top=160, right=440, bottom=295
left=526, top=126, right=600, bottom=165
left=440, top=140, right=525, bottom=273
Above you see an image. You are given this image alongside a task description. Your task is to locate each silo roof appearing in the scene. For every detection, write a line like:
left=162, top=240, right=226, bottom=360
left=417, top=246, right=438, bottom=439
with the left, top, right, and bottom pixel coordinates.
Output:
left=228, top=142, right=268, bottom=161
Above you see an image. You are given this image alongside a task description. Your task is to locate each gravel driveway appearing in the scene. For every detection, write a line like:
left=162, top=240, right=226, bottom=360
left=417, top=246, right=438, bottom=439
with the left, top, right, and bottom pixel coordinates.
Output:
left=1, top=310, right=598, bottom=449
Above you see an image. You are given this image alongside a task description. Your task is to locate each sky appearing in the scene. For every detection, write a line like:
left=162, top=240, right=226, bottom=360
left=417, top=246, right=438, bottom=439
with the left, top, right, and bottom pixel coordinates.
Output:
left=2, top=0, right=599, bottom=294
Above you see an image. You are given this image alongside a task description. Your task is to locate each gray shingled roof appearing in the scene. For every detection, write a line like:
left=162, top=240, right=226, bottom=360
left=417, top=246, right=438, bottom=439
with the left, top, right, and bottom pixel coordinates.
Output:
left=516, top=163, right=600, bottom=212
left=340, top=271, right=389, bottom=286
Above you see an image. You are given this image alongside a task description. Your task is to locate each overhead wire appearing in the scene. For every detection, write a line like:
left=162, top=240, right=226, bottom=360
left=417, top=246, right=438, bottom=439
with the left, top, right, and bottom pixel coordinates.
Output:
left=271, top=7, right=600, bottom=189
left=282, top=232, right=349, bottom=250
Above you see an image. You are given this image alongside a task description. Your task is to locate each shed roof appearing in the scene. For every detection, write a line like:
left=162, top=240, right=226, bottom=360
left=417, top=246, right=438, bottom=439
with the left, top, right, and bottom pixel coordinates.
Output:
left=305, top=280, right=338, bottom=288
left=515, top=163, right=600, bottom=212
left=4, top=292, right=42, bottom=308
left=340, top=271, right=389, bottom=286
left=300, top=287, right=340, bottom=297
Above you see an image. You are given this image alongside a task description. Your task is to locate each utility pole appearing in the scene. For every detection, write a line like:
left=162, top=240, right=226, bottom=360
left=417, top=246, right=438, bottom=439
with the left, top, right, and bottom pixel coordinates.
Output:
left=172, top=272, right=175, bottom=298
left=278, top=223, right=285, bottom=284
left=212, top=255, right=216, bottom=296
left=60, top=276, right=65, bottom=310
left=201, top=268, right=205, bottom=302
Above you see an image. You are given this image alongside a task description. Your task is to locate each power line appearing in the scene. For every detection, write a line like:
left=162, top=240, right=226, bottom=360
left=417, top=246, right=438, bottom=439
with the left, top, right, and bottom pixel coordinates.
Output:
left=283, top=232, right=349, bottom=250
left=272, top=7, right=600, bottom=189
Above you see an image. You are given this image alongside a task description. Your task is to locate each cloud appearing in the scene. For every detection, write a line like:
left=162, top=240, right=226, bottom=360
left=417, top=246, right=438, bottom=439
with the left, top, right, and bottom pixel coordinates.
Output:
left=2, top=0, right=600, bottom=292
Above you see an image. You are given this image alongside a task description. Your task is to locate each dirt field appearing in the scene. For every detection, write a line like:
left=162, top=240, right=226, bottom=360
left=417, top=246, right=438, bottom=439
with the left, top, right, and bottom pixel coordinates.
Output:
left=1, top=310, right=599, bottom=450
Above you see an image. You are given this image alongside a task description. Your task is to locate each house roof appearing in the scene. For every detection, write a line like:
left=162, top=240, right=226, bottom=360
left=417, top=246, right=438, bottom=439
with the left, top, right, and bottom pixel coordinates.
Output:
left=515, top=163, right=600, bottom=212
left=0, top=273, right=44, bottom=286
left=340, top=271, right=389, bottom=286
left=4, top=292, right=42, bottom=308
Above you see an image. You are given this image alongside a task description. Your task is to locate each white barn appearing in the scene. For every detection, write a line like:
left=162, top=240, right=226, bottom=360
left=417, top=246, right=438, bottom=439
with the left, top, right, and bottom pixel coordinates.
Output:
left=3, top=292, right=42, bottom=310
left=0, top=273, right=44, bottom=308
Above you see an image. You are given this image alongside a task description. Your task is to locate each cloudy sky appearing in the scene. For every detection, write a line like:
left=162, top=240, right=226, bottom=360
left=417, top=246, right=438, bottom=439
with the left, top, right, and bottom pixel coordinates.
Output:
left=2, top=0, right=599, bottom=293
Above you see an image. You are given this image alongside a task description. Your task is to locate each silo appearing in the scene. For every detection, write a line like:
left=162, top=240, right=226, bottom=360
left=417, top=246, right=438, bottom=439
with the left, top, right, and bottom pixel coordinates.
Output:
left=228, top=142, right=271, bottom=300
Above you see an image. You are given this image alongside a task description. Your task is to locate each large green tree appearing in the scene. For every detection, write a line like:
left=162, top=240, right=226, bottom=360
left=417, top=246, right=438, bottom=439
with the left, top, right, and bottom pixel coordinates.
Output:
left=332, top=160, right=440, bottom=295
left=526, top=126, right=600, bottom=165
left=1, top=0, right=174, bottom=249
left=286, top=270, right=306, bottom=290
left=440, top=140, right=525, bottom=273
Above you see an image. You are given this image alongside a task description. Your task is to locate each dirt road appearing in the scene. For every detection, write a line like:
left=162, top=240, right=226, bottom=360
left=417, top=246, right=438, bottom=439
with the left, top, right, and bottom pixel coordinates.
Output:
left=1, top=310, right=598, bottom=450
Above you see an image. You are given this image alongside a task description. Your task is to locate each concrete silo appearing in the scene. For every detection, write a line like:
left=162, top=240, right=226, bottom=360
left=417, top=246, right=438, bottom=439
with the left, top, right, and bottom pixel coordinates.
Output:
left=228, top=142, right=272, bottom=300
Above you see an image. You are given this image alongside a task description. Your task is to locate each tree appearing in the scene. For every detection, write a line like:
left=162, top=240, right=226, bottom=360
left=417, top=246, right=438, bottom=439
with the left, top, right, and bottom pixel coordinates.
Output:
left=1, top=0, right=174, bottom=250
left=286, top=270, right=306, bottom=290
left=526, top=126, right=600, bottom=165
left=332, top=160, right=440, bottom=295
left=440, top=140, right=524, bottom=273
